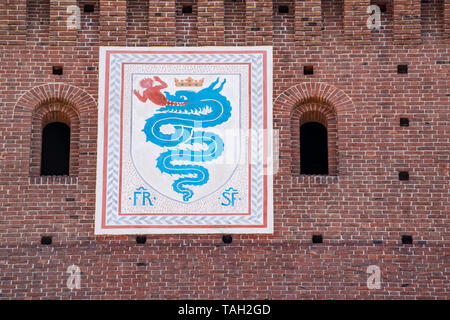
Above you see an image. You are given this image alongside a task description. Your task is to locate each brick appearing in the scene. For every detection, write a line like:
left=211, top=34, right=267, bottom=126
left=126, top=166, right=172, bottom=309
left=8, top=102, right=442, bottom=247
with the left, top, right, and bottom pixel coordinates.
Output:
left=126, top=0, right=149, bottom=47
left=197, top=0, right=224, bottom=46
left=0, top=0, right=448, bottom=300
left=0, top=0, right=27, bottom=46
left=175, top=0, right=198, bottom=46
left=295, top=0, right=322, bottom=46
left=149, top=0, right=176, bottom=46
left=99, top=0, right=127, bottom=46
left=343, top=0, right=371, bottom=45
left=393, top=0, right=422, bottom=44
left=246, top=0, right=273, bottom=45
left=445, top=0, right=450, bottom=44
left=49, top=0, right=78, bottom=46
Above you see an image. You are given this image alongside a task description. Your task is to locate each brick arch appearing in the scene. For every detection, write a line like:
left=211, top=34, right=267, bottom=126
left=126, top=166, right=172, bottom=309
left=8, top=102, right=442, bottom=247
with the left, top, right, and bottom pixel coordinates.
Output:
left=13, top=83, right=97, bottom=180
left=14, top=83, right=97, bottom=114
left=33, top=101, right=79, bottom=126
left=274, top=82, right=354, bottom=115
left=292, top=102, right=336, bottom=127
left=274, top=82, right=353, bottom=176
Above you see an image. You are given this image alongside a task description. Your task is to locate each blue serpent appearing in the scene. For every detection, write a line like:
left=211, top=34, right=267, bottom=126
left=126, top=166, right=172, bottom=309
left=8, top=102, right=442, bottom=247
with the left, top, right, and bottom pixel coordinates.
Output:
left=142, top=78, right=232, bottom=201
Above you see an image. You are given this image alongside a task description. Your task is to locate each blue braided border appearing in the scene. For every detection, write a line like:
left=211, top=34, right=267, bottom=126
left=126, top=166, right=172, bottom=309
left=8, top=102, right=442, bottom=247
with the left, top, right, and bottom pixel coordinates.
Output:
left=103, top=52, right=266, bottom=227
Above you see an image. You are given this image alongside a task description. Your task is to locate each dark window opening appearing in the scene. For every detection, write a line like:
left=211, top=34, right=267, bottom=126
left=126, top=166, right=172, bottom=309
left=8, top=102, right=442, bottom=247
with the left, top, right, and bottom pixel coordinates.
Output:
left=401, top=235, right=413, bottom=244
left=303, top=65, right=314, bottom=75
left=52, top=66, right=63, bottom=75
left=40, top=122, right=70, bottom=176
left=279, top=5, right=289, bottom=14
left=399, top=171, right=409, bottom=181
left=136, top=236, right=147, bottom=244
left=400, top=117, right=409, bottom=126
left=41, top=236, right=52, bottom=245
left=300, top=122, right=328, bottom=175
left=312, top=235, right=323, bottom=244
left=136, top=262, right=148, bottom=267
left=397, top=64, right=408, bottom=74
left=182, top=5, right=193, bottom=14
left=84, top=4, right=95, bottom=13
left=222, top=235, right=232, bottom=244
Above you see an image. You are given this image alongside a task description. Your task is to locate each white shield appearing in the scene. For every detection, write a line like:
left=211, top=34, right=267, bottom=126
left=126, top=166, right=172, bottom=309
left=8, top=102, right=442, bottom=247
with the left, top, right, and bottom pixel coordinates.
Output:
left=130, top=74, right=242, bottom=203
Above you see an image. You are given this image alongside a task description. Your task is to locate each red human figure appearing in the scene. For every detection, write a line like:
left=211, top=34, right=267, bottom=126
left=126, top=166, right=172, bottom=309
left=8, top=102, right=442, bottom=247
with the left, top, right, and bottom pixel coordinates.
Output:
left=134, top=76, right=188, bottom=107
left=134, top=76, right=169, bottom=106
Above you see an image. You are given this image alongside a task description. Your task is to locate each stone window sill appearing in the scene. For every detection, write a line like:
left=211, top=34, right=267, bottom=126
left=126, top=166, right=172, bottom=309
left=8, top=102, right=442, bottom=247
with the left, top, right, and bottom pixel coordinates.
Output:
left=29, top=175, right=78, bottom=185
left=293, top=174, right=339, bottom=184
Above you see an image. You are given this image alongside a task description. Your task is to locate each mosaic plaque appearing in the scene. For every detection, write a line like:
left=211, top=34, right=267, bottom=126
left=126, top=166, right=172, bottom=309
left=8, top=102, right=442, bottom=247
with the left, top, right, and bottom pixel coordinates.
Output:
left=95, top=47, right=273, bottom=234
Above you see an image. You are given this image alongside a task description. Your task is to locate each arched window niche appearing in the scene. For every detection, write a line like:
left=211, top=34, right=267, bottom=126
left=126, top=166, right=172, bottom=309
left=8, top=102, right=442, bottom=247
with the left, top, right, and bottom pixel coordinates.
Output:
left=291, top=101, right=338, bottom=176
left=30, top=102, right=80, bottom=177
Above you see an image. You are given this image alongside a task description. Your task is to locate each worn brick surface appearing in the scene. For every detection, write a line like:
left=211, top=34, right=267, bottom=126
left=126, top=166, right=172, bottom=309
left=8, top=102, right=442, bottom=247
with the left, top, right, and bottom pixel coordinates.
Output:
left=0, top=0, right=448, bottom=299
left=0, top=0, right=27, bottom=46
left=393, top=0, right=421, bottom=44
left=295, top=0, right=322, bottom=46
left=197, top=0, right=224, bottom=46
left=49, top=0, right=78, bottom=46
left=344, top=0, right=370, bottom=44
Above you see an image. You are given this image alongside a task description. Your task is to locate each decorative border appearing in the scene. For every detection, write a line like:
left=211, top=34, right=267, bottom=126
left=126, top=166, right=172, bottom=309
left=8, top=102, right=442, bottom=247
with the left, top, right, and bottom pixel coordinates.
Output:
left=122, top=69, right=249, bottom=215
left=95, top=47, right=273, bottom=234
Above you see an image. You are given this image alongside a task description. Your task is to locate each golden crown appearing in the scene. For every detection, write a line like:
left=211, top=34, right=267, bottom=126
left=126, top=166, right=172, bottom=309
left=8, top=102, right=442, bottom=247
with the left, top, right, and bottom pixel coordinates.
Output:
left=174, top=77, right=204, bottom=87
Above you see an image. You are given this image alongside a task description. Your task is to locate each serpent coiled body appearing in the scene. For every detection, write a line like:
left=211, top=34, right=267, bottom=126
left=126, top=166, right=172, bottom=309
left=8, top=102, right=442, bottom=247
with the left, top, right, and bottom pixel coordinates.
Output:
left=142, top=78, right=232, bottom=201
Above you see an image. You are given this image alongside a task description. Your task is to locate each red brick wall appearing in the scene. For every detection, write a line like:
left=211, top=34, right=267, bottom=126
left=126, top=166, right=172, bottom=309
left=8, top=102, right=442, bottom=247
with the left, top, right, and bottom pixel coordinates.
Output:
left=148, top=0, right=176, bottom=46
left=224, top=0, right=246, bottom=46
left=295, top=0, right=322, bottom=46
left=197, top=0, right=224, bottom=46
left=246, top=0, right=273, bottom=45
left=0, top=0, right=448, bottom=299
left=0, top=0, right=27, bottom=46
left=99, top=0, right=127, bottom=45
left=49, top=0, right=78, bottom=46
left=126, top=0, right=149, bottom=46
left=445, top=0, right=450, bottom=44
left=393, top=0, right=421, bottom=44
left=175, top=0, right=198, bottom=46
left=26, top=0, right=50, bottom=45
left=344, top=0, right=370, bottom=45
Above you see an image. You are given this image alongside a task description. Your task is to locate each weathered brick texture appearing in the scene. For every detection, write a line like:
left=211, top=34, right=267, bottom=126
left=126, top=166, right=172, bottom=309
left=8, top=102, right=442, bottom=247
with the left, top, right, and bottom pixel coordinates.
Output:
left=49, top=0, right=78, bottom=46
left=295, top=0, right=322, bottom=46
left=0, top=0, right=448, bottom=300
left=197, top=0, right=224, bottom=46
left=444, top=0, right=450, bottom=44
left=224, top=0, right=246, bottom=46
left=246, top=0, right=273, bottom=45
left=344, top=0, right=371, bottom=44
left=126, top=0, right=149, bottom=46
left=99, top=0, right=127, bottom=45
left=0, top=0, right=27, bottom=46
left=176, top=0, right=198, bottom=46
left=393, top=0, right=421, bottom=44
left=148, top=0, right=176, bottom=46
